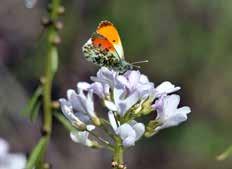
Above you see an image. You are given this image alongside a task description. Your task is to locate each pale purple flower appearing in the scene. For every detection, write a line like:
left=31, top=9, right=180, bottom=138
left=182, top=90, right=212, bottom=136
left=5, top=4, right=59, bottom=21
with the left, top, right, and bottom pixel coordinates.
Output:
left=77, top=82, right=110, bottom=98
left=90, top=67, right=117, bottom=88
left=154, top=94, right=191, bottom=131
left=59, top=87, right=100, bottom=128
left=70, top=125, right=96, bottom=147
left=67, top=89, right=96, bottom=120
left=59, top=98, right=87, bottom=127
left=108, top=111, right=145, bottom=147
left=59, top=66, right=190, bottom=148
left=116, top=122, right=145, bottom=147
left=104, top=88, right=139, bottom=117
left=155, top=81, right=181, bottom=98
left=24, top=0, right=37, bottom=8
left=116, top=70, right=155, bottom=99
left=0, top=138, right=26, bottom=169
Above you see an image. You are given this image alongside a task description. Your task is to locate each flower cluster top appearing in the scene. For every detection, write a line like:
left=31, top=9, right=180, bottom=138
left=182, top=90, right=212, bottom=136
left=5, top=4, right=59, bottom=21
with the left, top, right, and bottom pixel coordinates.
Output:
left=59, top=67, right=191, bottom=148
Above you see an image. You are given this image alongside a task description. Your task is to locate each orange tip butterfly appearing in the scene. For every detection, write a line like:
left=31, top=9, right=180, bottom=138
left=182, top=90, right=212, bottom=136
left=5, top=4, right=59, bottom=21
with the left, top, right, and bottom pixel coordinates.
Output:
left=82, top=20, right=148, bottom=73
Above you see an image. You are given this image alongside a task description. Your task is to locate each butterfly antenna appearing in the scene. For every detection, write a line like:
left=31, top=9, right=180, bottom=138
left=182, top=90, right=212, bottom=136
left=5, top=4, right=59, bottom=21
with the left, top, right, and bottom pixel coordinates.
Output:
left=131, top=64, right=141, bottom=69
left=131, top=60, right=149, bottom=65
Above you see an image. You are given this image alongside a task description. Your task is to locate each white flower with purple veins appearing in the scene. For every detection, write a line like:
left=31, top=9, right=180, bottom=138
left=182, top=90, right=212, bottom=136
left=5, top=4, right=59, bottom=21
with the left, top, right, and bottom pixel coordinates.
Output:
left=115, top=70, right=155, bottom=99
left=60, top=88, right=101, bottom=126
left=153, top=94, right=191, bottom=131
left=108, top=111, right=145, bottom=147
left=24, top=0, right=37, bottom=8
left=100, top=68, right=156, bottom=117
left=59, top=66, right=190, bottom=150
left=78, top=82, right=110, bottom=98
left=0, top=138, right=26, bottom=169
left=104, top=88, right=140, bottom=117
left=155, top=81, right=181, bottom=98
left=91, top=67, right=117, bottom=88
left=59, top=98, right=87, bottom=127
left=70, top=125, right=96, bottom=147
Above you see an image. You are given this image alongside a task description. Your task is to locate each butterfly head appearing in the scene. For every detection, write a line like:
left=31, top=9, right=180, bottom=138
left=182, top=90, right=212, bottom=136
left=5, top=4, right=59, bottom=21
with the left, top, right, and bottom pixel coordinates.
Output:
left=117, top=60, right=133, bottom=73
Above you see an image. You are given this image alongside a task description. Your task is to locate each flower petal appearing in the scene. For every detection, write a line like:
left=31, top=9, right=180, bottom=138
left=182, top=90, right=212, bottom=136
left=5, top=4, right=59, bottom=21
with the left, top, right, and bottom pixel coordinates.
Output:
left=118, top=91, right=139, bottom=116
left=127, top=70, right=140, bottom=87
left=0, top=138, right=9, bottom=157
left=77, top=82, right=91, bottom=91
left=130, top=122, right=145, bottom=141
left=116, top=123, right=136, bottom=140
left=163, top=94, right=180, bottom=116
left=122, top=136, right=136, bottom=147
left=4, top=153, right=27, bottom=169
left=115, top=75, right=129, bottom=88
left=67, top=89, right=86, bottom=113
left=108, top=111, right=118, bottom=132
left=59, top=98, right=82, bottom=123
left=104, top=100, right=118, bottom=112
left=156, top=81, right=181, bottom=97
left=70, top=131, right=89, bottom=145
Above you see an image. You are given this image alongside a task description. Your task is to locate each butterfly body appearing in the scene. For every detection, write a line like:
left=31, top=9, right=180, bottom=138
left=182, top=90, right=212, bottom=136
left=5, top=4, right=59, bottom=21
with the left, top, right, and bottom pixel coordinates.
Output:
left=82, top=21, right=132, bottom=73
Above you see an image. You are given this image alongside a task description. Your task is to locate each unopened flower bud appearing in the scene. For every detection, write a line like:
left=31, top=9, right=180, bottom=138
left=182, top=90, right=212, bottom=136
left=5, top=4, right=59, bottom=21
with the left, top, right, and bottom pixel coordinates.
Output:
left=40, top=76, right=46, bottom=84
left=50, top=35, right=61, bottom=45
left=43, top=163, right=52, bottom=169
left=140, top=98, right=154, bottom=115
left=118, top=164, right=125, bottom=169
left=92, top=116, right=101, bottom=126
left=72, top=121, right=86, bottom=131
left=144, top=120, right=159, bottom=137
left=57, top=6, right=65, bottom=15
left=55, top=21, right=64, bottom=30
left=111, top=161, right=118, bottom=168
left=41, top=16, right=52, bottom=27
left=52, top=101, right=60, bottom=109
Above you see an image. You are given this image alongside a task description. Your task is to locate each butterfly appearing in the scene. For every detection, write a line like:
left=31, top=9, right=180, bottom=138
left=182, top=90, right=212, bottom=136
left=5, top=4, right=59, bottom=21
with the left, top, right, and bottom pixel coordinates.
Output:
left=82, top=20, right=147, bottom=73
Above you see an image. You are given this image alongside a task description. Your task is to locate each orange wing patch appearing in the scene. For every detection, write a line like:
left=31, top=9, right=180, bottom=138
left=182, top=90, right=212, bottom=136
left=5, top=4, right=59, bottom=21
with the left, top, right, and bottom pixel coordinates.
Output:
left=96, top=20, right=124, bottom=58
left=91, top=33, right=116, bottom=52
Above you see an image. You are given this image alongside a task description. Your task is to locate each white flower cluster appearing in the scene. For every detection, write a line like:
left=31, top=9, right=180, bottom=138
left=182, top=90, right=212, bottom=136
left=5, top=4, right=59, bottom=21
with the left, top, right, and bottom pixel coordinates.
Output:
left=24, top=0, right=37, bottom=8
left=0, top=138, right=26, bottom=169
left=59, top=67, right=191, bottom=147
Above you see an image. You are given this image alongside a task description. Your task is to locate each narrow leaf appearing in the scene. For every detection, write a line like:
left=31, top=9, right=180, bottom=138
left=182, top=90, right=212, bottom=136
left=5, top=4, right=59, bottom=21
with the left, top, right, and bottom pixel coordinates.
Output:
left=25, top=137, right=48, bottom=169
left=30, top=102, right=41, bottom=122
left=21, top=86, right=43, bottom=118
left=217, top=145, right=232, bottom=161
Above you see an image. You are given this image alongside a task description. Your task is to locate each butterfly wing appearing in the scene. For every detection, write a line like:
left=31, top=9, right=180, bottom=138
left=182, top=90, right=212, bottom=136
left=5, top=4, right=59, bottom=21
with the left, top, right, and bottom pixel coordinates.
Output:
left=82, top=21, right=132, bottom=73
left=82, top=33, right=121, bottom=68
left=96, top=20, right=124, bottom=59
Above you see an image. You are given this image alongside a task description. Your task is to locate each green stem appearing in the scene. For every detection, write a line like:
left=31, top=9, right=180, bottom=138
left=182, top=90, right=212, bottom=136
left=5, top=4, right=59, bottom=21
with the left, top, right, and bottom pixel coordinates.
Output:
left=43, top=44, right=53, bottom=134
left=113, top=137, right=124, bottom=169
left=88, top=130, right=114, bottom=151
left=26, top=0, right=62, bottom=168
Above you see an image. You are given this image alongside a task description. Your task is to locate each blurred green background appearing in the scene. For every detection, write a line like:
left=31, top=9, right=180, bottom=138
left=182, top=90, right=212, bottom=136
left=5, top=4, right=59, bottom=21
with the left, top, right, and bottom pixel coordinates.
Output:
left=0, top=0, right=232, bottom=169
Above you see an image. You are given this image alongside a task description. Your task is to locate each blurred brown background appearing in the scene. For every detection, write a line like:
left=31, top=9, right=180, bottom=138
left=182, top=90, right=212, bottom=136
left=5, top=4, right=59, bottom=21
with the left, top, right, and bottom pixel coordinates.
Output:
left=0, top=0, right=232, bottom=169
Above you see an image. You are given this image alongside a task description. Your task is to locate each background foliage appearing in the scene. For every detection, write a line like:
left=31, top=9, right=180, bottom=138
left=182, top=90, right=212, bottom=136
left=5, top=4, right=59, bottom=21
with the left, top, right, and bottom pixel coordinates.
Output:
left=0, top=0, right=232, bottom=168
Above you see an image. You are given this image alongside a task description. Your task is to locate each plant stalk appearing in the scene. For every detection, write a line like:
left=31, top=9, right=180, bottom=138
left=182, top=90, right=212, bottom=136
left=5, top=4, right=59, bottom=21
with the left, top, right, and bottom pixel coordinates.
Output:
left=113, top=137, right=124, bottom=169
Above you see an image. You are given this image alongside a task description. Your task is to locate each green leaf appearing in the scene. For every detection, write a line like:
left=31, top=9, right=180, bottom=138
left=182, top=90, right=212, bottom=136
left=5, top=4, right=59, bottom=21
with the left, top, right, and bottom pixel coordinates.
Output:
left=21, top=86, right=43, bottom=120
left=30, top=102, right=41, bottom=122
left=50, top=47, right=58, bottom=75
left=25, top=137, right=48, bottom=169
left=217, top=145, right=232, bottom=161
